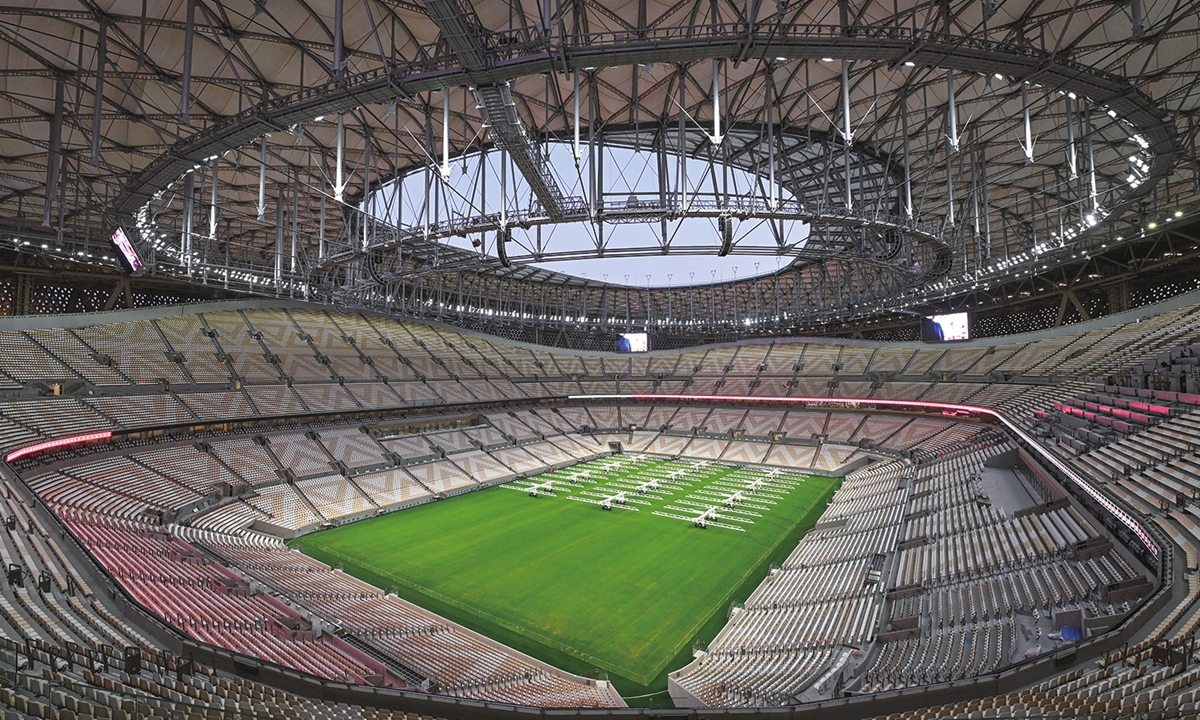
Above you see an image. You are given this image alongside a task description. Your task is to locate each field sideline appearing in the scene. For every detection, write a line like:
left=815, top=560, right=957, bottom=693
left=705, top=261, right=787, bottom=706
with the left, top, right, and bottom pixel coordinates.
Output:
left=294, top=457, right=840, bottom=702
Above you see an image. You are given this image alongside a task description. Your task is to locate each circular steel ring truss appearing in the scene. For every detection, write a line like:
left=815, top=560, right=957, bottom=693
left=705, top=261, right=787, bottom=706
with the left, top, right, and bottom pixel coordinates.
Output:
left=319, top=122, right=937, bottom=271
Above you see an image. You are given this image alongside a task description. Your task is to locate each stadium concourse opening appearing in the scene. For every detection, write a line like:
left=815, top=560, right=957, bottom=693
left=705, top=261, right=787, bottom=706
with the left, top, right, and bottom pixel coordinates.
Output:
left=7, top=0, right=1200, bottom=717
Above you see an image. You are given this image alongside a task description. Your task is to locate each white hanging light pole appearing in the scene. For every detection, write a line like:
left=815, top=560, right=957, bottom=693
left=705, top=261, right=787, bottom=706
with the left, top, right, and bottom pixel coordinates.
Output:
left=441, top=87, right=452, bottom=181
left=257, top=136, right=268, bottom=221
left=1021, top=83, right=1035, bottom=165
left=842, top=59, right=854, bottom=211
left=335, top=113, right=346, bottom=202
left=711, top=59, right=723, bottom=145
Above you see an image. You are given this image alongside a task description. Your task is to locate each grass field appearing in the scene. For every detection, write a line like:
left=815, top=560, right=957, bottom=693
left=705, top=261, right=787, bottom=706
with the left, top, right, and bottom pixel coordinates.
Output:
left=293, top=456, right=839, bottom=704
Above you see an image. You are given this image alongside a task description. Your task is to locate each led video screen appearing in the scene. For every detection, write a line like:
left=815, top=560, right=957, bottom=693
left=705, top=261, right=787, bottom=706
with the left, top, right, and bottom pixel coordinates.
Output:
left=616, top=332, right=649, bottom=352
left=922, top=313, right=970, bottom=342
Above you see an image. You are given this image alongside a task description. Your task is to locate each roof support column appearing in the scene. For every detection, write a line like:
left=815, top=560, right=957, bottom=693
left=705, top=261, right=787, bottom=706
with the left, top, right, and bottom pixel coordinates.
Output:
left=333, top=0, right=345, bottom=81
left=91, top=18, right=106, bottom=166
left=292, top=169, right=300, bottom=278
left=1065, top=95, right=1078, bottom=179
left=208, top=156, right=219, bottom=245
left=275, top=183, right=284, bottom=291
left=766, top=62, right=776, bottom=211
left=43, top=75, right=64, bottom=228
left=423, top=115, right=432, bottom=239
left=1085, top=106, right=1098, bottom=215
left=971, top=141, right=980, bottom=240
left=946, top=70, right=958, bottom=154
left=946, top=153, right=955, bottom=226
left=363, top=126, right=372, bottom=251
left=901, top=95, right=912, bottom=219
left=257, top=136, right=268, bottom=221
left=589, top=71, right=597, bottom=218
left=979, top=144, right=991, bottom=254
left=657, top=128, right=668, bottom=248
left=677, top=66, right=687, bottom=210
left=479, top=147, right=487, bottom=250
left=572, top=70, right=581, bottom=162
left=841, top=60, right=853, bottom=211
left=335, top=113, right=345, bottom=202
left=1021, top=83, right=1034, bottom=165
left=500, top=148, right=508, bottom=228
left=319, top=192, right=327, bottom=261
left=182, top=171, right=195, bottom=278
left=441, top=87, right=451, bottom=180
left=711, top=59, right=722, bottom=144
left=181, top=0, right=194, bottom=125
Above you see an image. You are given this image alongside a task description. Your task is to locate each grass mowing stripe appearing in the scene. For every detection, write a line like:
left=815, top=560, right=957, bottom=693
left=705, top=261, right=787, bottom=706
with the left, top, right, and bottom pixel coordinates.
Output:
left=293, top=457, right=840, bottom=700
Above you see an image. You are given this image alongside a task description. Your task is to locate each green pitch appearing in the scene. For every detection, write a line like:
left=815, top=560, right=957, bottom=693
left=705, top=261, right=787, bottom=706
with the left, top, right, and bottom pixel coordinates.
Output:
left=293, top=456, right=839, bottom=702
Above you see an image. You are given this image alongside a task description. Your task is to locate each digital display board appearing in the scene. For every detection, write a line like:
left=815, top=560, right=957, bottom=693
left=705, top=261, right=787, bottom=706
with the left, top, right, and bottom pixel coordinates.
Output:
left=616, top=332, right=649, bottom=352
left=109, top=227, right=143, bottom=273
left=922, top=313, right=970, bottom=341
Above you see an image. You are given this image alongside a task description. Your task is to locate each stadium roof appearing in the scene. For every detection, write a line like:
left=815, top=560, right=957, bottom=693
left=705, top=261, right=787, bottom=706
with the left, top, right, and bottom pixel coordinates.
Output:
left=1, top=0, right=1198, bottom=334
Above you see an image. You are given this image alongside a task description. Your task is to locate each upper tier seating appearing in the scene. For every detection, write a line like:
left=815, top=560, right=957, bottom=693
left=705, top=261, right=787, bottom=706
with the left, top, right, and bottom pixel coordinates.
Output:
left=0, top=300, right=1195, bottom=462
